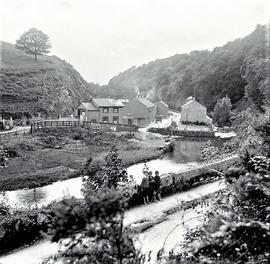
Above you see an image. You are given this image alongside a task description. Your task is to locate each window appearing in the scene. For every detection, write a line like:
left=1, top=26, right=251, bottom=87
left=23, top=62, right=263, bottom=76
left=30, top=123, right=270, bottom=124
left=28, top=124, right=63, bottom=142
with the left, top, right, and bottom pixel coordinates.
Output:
left=102, top=116, right=109, bottom=123
left=113, top=108, right=119, bottom=113
left=113, top=116, right=119, bottom=124
left=103, top=107, right=109, bottom=113
left=91, top=119, right=97, bottom=122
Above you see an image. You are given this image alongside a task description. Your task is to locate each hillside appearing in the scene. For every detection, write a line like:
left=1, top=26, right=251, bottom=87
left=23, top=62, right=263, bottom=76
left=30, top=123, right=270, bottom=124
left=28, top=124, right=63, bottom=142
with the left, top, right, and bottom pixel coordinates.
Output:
left=0, top=41, right=92, bottom=118
left=102, top=24, right=269, bottom=111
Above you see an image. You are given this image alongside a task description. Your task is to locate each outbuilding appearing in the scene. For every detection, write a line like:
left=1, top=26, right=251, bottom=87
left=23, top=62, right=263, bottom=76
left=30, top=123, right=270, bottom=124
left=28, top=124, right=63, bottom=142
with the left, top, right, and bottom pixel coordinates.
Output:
left=155, top=100, right=169, bottom=120
left=121, top=98, right=157, bottom=127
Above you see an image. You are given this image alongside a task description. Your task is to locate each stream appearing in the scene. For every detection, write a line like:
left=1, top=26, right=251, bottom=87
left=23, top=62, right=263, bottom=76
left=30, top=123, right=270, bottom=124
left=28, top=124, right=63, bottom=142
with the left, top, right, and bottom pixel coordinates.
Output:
left=1, top=137, right=225, bottom=208
left=0, top=180, right=224, bottom=264
left=0, top=137, right=226, bottom=263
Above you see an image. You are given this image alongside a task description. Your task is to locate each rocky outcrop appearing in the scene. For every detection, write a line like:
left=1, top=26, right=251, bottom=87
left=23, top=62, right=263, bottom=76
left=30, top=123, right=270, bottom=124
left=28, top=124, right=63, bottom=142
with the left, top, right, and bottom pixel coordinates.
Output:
left=0, top=41, right=92, bottom=118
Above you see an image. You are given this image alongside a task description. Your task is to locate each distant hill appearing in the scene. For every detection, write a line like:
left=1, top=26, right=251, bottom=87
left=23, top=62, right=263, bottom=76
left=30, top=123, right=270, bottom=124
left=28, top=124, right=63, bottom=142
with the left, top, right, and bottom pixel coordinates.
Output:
left=0, top=41, right=92, bottom=118
left=100, top=24, right=269, bottom=111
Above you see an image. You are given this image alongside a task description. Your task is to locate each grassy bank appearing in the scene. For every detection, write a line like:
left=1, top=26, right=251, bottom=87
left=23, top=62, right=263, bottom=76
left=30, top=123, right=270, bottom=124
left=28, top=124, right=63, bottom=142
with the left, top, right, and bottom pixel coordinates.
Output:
left=0, top=128, right=167, bottom=191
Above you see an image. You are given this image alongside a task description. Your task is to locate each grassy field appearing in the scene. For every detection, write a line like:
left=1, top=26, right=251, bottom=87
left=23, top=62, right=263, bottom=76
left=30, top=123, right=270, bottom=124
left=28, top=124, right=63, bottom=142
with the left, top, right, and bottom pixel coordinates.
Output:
left=0, top=128, right=165, bottom=191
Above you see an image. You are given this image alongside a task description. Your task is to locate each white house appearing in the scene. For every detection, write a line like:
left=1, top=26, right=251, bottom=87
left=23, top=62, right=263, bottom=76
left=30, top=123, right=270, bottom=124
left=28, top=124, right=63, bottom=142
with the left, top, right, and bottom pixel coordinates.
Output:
left=181, top=97, right=212, bottom=125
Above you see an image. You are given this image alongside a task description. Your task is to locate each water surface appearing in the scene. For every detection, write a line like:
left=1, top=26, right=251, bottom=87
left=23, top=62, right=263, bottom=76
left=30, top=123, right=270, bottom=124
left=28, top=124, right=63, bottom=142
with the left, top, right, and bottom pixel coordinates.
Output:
left=1, top=137, right=225, bottom=208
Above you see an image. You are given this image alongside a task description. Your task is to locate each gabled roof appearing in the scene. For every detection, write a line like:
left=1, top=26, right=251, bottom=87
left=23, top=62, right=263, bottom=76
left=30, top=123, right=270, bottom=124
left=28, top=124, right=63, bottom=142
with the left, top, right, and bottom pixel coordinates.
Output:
left=93, top=98, right=125, bottom=107
left=118, top=99, right=129, bottom=105
left=78, top=102, right=98, bottom=111
left=156, top=100, right=169, bottom=108
left=181, top=98, right=206, bottom=109
left=137, top=98, right=156, bottom=108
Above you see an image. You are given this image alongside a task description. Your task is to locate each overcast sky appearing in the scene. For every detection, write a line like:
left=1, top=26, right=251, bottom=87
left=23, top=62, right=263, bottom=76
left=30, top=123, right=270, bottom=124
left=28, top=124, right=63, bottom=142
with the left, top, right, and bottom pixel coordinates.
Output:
left=0, top=0, right=269, bottom=84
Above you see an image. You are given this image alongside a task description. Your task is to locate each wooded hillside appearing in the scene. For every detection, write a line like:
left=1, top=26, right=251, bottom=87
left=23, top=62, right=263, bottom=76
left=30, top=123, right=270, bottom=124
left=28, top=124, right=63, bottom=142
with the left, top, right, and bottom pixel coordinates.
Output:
left=98, top=25, right=269, bottom=111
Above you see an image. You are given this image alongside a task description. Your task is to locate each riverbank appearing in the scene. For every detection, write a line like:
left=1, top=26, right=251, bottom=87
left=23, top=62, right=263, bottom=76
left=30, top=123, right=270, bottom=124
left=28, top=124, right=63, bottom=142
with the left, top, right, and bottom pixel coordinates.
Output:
left=0, top=151, right=230, bottom=257
left=0, top=128, right=172, bottom=191
left=0, top=180, right=226, bottom=264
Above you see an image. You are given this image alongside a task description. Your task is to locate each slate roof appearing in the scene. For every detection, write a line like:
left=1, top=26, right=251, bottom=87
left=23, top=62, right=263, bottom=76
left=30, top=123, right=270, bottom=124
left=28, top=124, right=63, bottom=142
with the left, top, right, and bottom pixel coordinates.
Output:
left=93, top=98, right=125, bottom=107
left=78, top=102, right=98, bottom=111
left=137, top=98, right=156, bottom=108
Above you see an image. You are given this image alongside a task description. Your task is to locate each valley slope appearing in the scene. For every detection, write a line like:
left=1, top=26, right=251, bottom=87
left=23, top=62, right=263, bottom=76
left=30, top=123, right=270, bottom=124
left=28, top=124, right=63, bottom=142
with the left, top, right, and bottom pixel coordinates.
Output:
left=99, top=24, right=269, bottom=111
left=0, top=41, right=92, bottom=118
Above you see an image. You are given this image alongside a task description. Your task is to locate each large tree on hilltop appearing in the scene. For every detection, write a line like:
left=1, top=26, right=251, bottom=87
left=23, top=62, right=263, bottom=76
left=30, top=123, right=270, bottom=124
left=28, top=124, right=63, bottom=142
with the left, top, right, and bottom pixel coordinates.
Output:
left=16, top=28, right=51, bottom=60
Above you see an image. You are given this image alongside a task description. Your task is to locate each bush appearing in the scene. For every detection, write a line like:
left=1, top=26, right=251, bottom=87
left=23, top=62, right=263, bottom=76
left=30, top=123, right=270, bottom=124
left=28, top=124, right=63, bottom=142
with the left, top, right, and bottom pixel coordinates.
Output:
left=181, top=120, right=209, bottom=126
left=39, top=135, right=61, bottom=148
left=0, top=208, right=50, bottom=254
left=166, top=153, right=270, bottom=264
left=4, top=138, right=38, bottom=154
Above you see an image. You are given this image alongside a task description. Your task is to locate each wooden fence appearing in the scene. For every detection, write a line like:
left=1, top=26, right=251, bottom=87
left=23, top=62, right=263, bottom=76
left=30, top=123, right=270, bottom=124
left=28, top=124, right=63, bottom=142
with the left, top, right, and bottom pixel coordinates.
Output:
left=30, top=120, right=79, bottom=132
left=30, top=120, right=138, bottom=133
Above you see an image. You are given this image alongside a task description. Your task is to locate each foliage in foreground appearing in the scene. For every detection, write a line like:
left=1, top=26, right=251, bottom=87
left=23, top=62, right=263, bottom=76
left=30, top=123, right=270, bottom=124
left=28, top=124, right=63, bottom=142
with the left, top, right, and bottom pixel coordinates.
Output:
left=165, top=154, right=270, bottom=264
left=0, top=201, right=51, bottom=255
left=48, top=147, right=143, bottom=264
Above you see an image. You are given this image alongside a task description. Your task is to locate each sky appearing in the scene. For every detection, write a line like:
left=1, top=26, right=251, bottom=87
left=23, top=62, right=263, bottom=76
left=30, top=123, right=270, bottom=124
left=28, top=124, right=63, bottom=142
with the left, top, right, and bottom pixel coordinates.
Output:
left=0, top=0, right=269, bottom=84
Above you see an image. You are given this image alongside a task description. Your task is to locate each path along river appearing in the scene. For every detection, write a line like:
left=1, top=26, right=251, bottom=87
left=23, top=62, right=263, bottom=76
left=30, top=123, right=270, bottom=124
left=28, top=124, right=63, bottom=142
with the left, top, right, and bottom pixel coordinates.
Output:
left=0, top=180, right=225, bottom=264
left=0, top=136, right=227, bottom=263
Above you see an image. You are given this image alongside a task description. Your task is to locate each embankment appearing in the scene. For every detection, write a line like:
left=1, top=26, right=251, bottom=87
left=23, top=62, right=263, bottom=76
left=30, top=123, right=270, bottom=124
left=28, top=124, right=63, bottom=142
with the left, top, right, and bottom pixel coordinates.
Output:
left=0, top=131, right=174, bottom=191
left=128, top=155, right=240, bottom=206
left=148, top=127, right=215, bottom=137
left=0, top=154, right=238, bottom=255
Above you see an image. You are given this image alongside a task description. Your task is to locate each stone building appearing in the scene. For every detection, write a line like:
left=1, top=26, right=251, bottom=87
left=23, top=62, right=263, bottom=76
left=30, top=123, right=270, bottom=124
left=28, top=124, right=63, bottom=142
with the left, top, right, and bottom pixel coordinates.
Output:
left=77, top=99, right=125, bottom=123
left=121, top=98, right=157, bottom=127
left=180, top=97, right=212, bottom=124
left=155, top=100, right=169, bottom=120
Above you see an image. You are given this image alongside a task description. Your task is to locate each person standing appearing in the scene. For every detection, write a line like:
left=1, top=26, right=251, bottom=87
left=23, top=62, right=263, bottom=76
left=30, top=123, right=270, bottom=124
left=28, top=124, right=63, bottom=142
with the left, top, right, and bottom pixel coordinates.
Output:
left=148, top=171, right=155, bottom=202
left=141, top=171, right=149, bottom=204
left=154, top=170, right=161, bottom=201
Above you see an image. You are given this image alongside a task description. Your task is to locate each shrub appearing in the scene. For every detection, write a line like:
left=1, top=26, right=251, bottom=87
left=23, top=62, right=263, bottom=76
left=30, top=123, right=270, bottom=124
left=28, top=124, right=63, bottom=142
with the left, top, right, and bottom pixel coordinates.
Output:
left=48, top=147, right=143, bottom=264
left=181, top=120, right=209, bottom=126
left=0, top=208, right=50, bottom=254
left=166, top=153, right=270, bottom=264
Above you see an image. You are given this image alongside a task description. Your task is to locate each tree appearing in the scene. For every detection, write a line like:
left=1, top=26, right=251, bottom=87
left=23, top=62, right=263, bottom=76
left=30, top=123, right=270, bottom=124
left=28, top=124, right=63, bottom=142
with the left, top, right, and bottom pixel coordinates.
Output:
left=84, top=146, right=130, bottom=190
left=212, top=96, right=232, bottom=127
left=242, top=58, right=268, bottom=112
left=48, top=147, right=143, bottom=264
left=255, top=113, right=270, bottom=157
left=16, top=28, right=51, bottom=60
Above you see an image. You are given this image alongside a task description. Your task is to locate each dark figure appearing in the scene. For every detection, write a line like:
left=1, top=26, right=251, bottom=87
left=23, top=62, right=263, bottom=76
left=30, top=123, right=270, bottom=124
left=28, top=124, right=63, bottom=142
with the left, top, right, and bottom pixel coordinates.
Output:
left=154, top=170, right=162, bottom=201
left=141, top=171, right=149, bottom=204
left=148, top=171, right=155, bottom=202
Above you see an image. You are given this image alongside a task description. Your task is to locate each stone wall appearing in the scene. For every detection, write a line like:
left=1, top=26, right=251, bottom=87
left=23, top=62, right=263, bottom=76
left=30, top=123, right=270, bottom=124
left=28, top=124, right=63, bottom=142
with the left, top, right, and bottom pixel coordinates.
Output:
left=148, top=127, right=215, bottom=137
left=161, top=155, right=240, bottom=187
